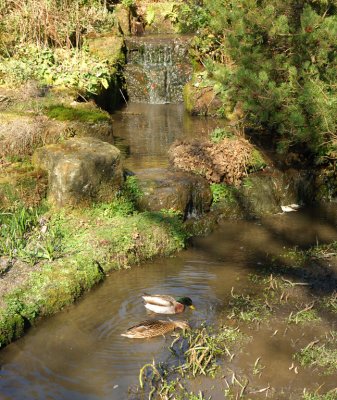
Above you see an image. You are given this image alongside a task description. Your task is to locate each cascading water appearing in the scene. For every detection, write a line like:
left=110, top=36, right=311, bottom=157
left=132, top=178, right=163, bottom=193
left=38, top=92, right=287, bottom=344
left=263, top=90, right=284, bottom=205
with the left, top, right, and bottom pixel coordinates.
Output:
left=124, top=35, right=192, bottom=104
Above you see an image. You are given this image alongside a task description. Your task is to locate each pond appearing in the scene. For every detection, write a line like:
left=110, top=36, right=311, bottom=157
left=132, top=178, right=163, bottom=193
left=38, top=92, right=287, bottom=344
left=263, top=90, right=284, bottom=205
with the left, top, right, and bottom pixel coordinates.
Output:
left=0, top=105, right=336, bottom=399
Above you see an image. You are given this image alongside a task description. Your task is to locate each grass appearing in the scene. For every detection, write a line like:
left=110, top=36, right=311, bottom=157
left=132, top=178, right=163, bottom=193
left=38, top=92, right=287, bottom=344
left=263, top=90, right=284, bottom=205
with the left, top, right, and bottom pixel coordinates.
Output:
left=210, top=183, right=238, bottom=204
left=295, top=332, right=337, bottom=375
left=302, top=389, right=337, bottom=400
left=0, top=175, right=190, bottom=348
left=45, top=104, right=111, bottom=123
left=135, top=325, right=246, bottom=399
left=227, top=289, right=271, bottom=323
left=288, top=305, right=320, bottom=325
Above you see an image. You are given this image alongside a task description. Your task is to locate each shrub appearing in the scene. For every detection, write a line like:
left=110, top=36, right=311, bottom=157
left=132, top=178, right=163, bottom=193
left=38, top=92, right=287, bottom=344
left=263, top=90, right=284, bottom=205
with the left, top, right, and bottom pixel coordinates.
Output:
left=0, top=45, right=111, bottom=94
left=181, top=0, right=337, bottom=166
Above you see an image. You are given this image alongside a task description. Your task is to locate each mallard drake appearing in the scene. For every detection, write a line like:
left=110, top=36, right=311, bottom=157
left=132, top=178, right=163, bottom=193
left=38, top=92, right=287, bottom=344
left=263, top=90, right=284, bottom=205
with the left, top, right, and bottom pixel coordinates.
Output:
left=121, top=319, right=190, bottom=338
left=142, top=294, right=195, bottom=314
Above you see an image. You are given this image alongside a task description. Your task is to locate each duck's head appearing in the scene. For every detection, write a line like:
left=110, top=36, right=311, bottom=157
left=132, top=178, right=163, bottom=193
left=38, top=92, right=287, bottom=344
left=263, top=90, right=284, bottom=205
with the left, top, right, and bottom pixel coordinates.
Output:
left=173, top=320, right=190, bottom=331
left=176, top=297, right=195, bottom=310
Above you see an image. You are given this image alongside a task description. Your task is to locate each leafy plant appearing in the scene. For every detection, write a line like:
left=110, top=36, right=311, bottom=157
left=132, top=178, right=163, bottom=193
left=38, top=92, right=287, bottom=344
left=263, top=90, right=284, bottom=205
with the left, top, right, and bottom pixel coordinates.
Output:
left=210, top=127, right=234, bottom=143
left=210, top=183, right=237, bottom=204
left=0, top=45, right=111, bottom=95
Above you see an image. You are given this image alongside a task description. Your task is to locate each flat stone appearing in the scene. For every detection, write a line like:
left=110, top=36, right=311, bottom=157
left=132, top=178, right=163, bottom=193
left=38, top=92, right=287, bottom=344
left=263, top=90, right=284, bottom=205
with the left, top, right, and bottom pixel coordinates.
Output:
left=33, top=137, right=123, bottom=207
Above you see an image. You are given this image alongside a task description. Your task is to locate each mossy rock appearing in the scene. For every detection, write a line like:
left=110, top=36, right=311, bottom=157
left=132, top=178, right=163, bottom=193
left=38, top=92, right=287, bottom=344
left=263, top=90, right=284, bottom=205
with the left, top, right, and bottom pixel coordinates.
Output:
left=137, top=1, right=179, bottom=34
left=32, top=137, right=123, bottom=207
left=86, top=34, right=125, bottom=69
left=183, top=81, right=223, bottom=117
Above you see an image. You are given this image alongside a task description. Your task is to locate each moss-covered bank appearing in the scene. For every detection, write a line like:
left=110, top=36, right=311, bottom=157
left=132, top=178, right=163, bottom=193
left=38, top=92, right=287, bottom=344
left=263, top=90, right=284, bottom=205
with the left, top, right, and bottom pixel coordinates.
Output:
left=0, top=202, right=189, bottom=348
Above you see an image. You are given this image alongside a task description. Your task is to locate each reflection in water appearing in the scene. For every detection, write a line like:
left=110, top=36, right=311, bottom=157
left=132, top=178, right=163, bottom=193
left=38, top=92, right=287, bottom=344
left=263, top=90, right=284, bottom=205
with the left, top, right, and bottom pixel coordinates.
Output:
left=111, top=103, right=227, bottom=171
left=0, top=207, right=337, bottom=399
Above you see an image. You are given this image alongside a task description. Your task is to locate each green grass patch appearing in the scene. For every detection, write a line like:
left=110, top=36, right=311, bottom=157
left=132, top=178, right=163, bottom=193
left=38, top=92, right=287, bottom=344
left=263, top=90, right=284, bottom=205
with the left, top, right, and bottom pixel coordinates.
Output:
left=45, top=104, right=110, bottom=123
left=288, top=307, right=320, bottom=325
left=302, top=389, right=337, bottom=400
left=228, top=289, right=271, bottom=323
left=210, top=183, right=238, bottom=204
left=248, top=148, right=267, bottom=173
left=210, top=127, right=234, bottom=143
left=295, top=332, right=337, bottom=375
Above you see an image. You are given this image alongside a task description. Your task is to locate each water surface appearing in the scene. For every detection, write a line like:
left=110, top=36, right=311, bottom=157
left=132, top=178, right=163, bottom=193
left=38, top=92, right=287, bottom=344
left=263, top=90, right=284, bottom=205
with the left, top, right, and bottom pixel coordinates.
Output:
left=0, top=207, right=336, bottom=399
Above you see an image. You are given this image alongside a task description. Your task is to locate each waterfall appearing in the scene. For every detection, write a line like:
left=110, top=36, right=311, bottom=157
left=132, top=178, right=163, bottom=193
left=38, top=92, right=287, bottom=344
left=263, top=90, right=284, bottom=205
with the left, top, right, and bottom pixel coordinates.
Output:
left=124, top=35, right=192, bottom=104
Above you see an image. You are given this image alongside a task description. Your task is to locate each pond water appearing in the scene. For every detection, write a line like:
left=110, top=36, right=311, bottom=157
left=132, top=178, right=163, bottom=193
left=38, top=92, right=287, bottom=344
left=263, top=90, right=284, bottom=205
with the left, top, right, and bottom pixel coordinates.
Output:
left=0, top=105, right=336, bottom=399
left=111, top=103, right=227, bottom=171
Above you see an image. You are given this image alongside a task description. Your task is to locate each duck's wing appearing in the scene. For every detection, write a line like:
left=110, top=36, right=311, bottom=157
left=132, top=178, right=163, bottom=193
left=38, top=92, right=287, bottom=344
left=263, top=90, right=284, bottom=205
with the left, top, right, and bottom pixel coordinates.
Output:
left=125, top=319, right=158, bottom=333
left=142, top=294, right=175, bottom=307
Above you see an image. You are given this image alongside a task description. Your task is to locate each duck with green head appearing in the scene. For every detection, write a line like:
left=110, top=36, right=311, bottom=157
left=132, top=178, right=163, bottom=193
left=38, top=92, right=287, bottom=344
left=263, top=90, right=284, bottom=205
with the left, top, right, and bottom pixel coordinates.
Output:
left=142, top=294, right=195, bottom=314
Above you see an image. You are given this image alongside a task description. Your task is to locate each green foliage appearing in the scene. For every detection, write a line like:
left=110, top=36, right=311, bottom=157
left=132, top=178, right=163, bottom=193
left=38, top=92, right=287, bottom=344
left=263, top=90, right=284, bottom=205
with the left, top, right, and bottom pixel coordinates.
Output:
left=168, top=1, right=209, bottom=33
left=0, top=206, right=65, bottom=264
left=183, top=0, right=337, bottom=165
left=121, top=0, right=135, bottom=8
left=248, top=149, right=267, bottom=172
left=210, top=183, right=237, bottom=204
left=46, top=104, right=110, bottom=123
left=296, top=332, right=337, bottom=374
left=0, top=207, right=39, bottom=259
left=0, top=45, right=111, bottom=94
left=210, top=127, right=234, bottom=143
left=302, top=390, right=337, bottom=400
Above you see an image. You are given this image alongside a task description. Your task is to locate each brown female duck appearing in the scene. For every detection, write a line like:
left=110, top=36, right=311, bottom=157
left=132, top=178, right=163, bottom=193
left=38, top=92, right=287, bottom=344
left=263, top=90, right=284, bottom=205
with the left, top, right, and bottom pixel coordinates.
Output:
left=121, top=319, right=190, bottom=338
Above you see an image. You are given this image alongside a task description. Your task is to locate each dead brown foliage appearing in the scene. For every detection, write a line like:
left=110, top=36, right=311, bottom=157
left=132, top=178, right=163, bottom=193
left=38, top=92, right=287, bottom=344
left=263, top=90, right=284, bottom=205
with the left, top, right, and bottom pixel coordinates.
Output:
left=169, top=137, right=253, bottom=186
left=0, top=116, right=64, bottom=158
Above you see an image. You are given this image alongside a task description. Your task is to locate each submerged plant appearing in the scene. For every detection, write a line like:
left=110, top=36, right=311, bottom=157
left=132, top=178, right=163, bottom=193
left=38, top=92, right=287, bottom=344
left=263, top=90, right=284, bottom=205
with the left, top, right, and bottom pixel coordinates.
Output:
left=295, top=332, right=337, bottom=375
left=228, top=289, right=271, bottom=323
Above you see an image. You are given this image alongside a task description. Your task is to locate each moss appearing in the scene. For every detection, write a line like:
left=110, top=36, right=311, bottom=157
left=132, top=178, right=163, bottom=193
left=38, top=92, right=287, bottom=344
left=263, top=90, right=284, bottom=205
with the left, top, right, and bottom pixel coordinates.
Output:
left=45, top=104, right=111, bottom=123
left=183, top=82, right=194, bottom=114
left=248, top=148, right=267, bottom=172
left=0, top=310, right=25, bottom=348
left=86, top=34, right=125, bottom=68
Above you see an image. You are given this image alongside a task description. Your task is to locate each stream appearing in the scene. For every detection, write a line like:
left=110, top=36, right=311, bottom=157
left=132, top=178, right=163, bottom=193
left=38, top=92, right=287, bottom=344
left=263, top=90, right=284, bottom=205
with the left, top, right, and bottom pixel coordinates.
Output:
left=0, top=104, right=336, bottom=399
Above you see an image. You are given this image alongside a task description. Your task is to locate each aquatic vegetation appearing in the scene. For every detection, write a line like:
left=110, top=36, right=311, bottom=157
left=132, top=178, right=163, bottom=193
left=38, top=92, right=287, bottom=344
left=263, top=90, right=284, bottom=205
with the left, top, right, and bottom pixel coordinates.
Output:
left=302, top=389, right=337, bottom=400
left=321, top=292, right=337, bottom=314
left=210, top=127, right=234, bottom=143
left=288, top=304, right=320, bottom=325
left=228, top=289, right=271, bottom=323
left=295, top=332, right=337, bottom=375
left=134, top=325, right=246, bottom=399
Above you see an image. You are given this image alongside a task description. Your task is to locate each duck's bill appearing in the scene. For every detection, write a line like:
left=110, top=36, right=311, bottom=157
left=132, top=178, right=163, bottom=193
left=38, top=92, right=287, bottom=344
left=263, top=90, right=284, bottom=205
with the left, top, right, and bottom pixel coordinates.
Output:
left=189, top=305, right=196, bottom=310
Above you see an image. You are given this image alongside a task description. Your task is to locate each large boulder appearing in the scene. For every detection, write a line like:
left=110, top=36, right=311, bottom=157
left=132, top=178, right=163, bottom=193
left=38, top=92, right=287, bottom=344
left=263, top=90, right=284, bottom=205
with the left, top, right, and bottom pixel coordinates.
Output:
left=135, top=168, right=212, bottom=218
left=33, top=137, right=123, bottom=207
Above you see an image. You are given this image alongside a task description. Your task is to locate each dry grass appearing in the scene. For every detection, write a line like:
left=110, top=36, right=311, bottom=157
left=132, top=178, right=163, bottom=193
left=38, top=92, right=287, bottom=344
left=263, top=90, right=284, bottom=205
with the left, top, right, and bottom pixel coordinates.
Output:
left=0, top=0, right=114, bottom=50
left=0, top=115, right=63, bottom=158
left=169, top=137, right=254, bottom=186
